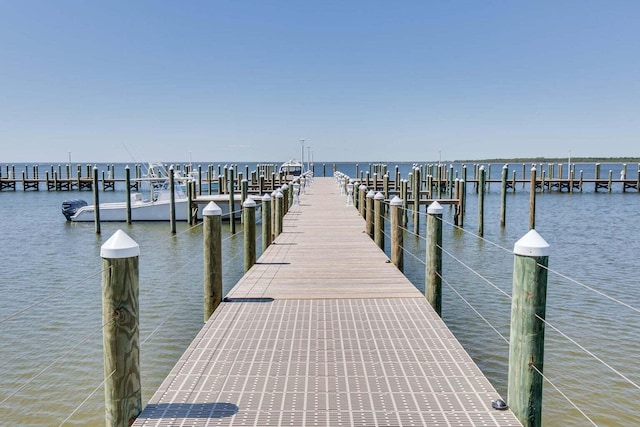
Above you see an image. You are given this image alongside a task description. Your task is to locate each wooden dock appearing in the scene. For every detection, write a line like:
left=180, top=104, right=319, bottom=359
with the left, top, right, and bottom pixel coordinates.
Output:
left=132, top=177, right=521, bottom=426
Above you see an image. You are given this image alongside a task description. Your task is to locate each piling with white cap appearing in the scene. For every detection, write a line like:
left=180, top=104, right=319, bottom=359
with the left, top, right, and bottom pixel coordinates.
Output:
left=203, top=202, right=223, bottom=321
left=100, top=230, right=141, bottom=425
left=507, top=229, right=550, bottom=427
left=374, top=192, right=385, bottom=250
left=243, top=198, right=257, bottom=272
left=365, top=190, right=375, bottom=239
left=390, top=196, right=404, bottom=271
left=425, top=201, right=443, bottom=315
left=262, top=193, right=272, bottom=250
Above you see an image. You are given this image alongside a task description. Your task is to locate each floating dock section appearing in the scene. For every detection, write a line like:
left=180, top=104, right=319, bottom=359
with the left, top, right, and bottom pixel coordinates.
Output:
left=133, top=177, right=521, bottom=426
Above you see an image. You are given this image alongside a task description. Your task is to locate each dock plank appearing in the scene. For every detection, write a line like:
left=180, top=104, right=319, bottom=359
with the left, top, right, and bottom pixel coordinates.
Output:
left=133, top=177, right=521, bottom=426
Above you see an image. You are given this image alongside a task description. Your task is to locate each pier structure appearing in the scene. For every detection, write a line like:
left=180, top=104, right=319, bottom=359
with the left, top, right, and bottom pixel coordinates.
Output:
left=132, top=177, right=521, bottom=426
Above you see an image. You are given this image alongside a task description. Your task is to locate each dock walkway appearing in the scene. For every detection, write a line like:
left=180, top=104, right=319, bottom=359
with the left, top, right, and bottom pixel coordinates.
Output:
left=133, top=177, right=521, bottom=427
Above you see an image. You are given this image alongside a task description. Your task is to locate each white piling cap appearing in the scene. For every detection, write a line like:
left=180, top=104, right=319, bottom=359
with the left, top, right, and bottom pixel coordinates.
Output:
left=282, top=184, right=288, bottom=190
left=390, top=196, right=403, bottom=206
left=374, top=192, right=385, bottom=200
left=262, top=193, right=271, bottom=201
left=359, top=184, right=367, bottom=190
left=243, top=198, right=257, bottom=208
left=366, top=190, right=375, bottom=198
left=276, top=190, right=284, bottom=198
left=203, top=201, right=222, bottom=216
left=427, top=201, right=444, bottom=214
left=101, top=229, right=140, bottom=259
left=514, top=229, right=550, bottom=257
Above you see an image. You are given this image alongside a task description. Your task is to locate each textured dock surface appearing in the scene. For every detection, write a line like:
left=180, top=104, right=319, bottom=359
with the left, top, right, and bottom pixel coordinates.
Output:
left=133, top=177, right=521, bottom=426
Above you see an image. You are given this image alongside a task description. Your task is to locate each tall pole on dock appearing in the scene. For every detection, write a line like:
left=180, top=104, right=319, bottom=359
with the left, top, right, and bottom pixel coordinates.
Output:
left=101, top=230, right=141, bottom=426
left=508, top=230, right=549, bottom=427
left=426, top=201, right=443, bottom=316
left=203, top=202, right=223, bottom=321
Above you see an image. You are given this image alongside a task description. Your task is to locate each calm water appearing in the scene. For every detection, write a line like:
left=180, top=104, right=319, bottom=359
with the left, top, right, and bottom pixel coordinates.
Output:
left=0, top=162, right=639, bottom=426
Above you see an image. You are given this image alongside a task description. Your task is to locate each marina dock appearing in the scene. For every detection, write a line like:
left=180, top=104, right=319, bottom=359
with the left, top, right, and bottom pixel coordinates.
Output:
left=132, top=177, right=521, bottom=426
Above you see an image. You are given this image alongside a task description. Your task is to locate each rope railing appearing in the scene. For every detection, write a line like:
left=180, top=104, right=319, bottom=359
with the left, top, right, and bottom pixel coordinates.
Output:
left=58, top=369, right=116, bottom=427
left=529, top=363, right=598, bottom=427
left=368, top=194, right=636, bottom=426
left=0, top=319, right=114, bottom=407
left=0, top=268, right=107, bottom=326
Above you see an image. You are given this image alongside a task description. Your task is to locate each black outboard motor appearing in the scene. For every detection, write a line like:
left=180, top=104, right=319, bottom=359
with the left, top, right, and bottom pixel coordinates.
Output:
left=62, top=199, right=88, bottom=221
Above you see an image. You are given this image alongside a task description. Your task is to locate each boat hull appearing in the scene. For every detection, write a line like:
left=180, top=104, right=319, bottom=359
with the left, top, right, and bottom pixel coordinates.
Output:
left=68, top=195, right=257, bottom=222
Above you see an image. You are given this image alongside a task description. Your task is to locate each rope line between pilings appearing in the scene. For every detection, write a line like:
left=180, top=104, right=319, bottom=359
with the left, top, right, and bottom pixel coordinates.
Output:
left=539, top=263, right=640, bottom=316
left=437, top=244, right=513, bottom=300
left=0, top=268, right=108, bottom=326
left=438, top=272, right=510, bottom=345
left=58, top=369, right=116, bottom=427
left=534, top=313, right=640, bottom=392
left=141, top=307, right=183, bottom=346
left=529, top=363, right=598, bottom=427
left=0, top=319, right=115, bottom=407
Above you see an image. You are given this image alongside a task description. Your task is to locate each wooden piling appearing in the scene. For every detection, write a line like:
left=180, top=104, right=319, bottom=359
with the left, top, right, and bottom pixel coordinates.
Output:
left=374, top=192, right=385, bottom=250
left=243, top=198, right=256, bottom=272
left=500, top=164, right=508, bottom=227
left=508, top=230, right=549, bottom=427
left=426, top=201, right=443, bottom=316
left=125, top=166, right=132, bottom=224
left=529, top=167, right=536, bottom=230
left=358, top=185, right=367, bottom=218
left=203, top=202, right=223, bottom=321
left=365, top=190, right=375, bottom=239
left=390, top=196, right=403, bottom=272
left=93, top=167, right=101, bottom=234
left=169, top=166, right=176, bottom=234
left=262, top=193, right=272, bottom=251
left=275, top=190, right=284, bottom=237
left=413, top=168, right=421, bottom=235
left=100, top=230, right=141, bottom=426
left=228, top=168, right=236, bottom=233
left=478, top=166, right=485, bottom=237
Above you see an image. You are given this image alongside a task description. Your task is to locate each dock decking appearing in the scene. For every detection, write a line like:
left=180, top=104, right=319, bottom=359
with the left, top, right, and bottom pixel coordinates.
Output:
left=132, top=177, right=521, bottom=427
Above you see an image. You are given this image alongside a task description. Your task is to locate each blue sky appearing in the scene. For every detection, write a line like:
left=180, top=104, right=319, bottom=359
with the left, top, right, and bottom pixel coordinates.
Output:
left=1, top=1, right=638, bottom=163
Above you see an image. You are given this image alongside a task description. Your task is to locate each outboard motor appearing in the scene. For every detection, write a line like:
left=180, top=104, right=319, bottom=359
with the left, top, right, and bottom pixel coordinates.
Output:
left=62, top=199, right=88, bottom=221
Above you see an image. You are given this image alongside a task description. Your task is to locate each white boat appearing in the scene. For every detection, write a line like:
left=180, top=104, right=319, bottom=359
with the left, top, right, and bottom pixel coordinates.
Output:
left=62, top=181, right=197, bottom=222
left=279, top=159, right=304, bottom=180
left=62, top=180, right=259, bottom=222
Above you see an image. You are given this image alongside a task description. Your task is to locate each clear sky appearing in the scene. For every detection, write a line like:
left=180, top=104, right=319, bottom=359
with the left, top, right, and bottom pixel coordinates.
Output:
left=1, top=0, right=638, bottom=163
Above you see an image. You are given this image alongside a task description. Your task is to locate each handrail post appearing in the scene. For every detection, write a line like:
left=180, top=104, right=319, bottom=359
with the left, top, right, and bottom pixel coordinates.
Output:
left=243, top=198, right=256, bottom=272
left=508, top=230, right=550, bottom=427
left=101, top=230, right=141, bottom=426
left=203, top=202, right=223, bottom=321
left=390, top=196, right=403, bottom=271
left=426, top=201, right=443, bottom=315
